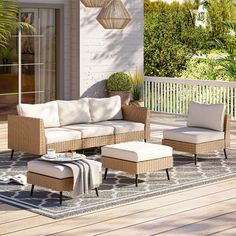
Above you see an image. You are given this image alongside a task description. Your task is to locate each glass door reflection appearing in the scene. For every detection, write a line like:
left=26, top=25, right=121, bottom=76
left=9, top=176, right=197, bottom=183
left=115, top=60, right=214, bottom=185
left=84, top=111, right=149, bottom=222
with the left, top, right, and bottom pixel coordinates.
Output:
left=0, top=8, right=56, bottom=121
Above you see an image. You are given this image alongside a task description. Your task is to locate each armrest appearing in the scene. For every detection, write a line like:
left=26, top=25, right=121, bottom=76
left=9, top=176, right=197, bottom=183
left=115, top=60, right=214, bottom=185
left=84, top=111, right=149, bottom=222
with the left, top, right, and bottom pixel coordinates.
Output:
left=8, top=115, right=46, bottom=155
left=224, top=115, right=230, bottom=148
left=122, top=105, right=151, bottom=139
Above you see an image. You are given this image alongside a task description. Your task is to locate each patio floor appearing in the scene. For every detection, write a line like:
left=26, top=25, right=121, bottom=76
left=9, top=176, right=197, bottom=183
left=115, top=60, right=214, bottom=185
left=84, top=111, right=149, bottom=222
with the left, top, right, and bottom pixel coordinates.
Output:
left=0, top=112, right=236, bottom=235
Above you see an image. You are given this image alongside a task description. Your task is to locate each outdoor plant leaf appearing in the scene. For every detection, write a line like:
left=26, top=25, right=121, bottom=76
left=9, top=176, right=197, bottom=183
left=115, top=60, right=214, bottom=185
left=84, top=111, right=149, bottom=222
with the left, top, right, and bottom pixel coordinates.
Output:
left=106, top=72, right=133, bottom=91
left=130, top=67, right=144, bottom=101
left=0, top=1, right=35, bottom=50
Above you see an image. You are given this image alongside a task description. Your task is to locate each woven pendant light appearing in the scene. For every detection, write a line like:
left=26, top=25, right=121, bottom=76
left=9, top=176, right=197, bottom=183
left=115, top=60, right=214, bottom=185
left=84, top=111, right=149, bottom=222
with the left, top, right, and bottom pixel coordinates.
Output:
left=96, top=0, right=131, bottom=29
left=80, top=0, right=111, bottom=8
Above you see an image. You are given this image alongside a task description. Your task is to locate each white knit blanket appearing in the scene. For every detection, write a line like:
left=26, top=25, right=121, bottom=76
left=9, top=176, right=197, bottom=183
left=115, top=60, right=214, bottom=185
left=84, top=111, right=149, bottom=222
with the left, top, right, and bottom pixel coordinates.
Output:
left=61, top=159, right=102, bottom=197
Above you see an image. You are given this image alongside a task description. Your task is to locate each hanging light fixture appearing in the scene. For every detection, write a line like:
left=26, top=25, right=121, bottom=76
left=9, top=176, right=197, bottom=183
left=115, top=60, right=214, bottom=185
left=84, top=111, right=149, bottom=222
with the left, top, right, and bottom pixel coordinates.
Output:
left=96, top=0, right=131, bottom=29
left=80, top=0, right=111, bottom=8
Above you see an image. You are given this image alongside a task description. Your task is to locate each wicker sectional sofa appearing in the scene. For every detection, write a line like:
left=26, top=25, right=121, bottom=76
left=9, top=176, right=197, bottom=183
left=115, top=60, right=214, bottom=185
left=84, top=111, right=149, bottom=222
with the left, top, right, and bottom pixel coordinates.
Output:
left=8, top=96, right=150, bottom=158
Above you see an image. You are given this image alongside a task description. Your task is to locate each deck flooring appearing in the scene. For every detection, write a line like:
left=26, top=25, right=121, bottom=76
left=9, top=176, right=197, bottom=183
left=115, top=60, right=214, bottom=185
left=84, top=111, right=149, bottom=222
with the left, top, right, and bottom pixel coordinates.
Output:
left=0, top=112, right=236, bottom=235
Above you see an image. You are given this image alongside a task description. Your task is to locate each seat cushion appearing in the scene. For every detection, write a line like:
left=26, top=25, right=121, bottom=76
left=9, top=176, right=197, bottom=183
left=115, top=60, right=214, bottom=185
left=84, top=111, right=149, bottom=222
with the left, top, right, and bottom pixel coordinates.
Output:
left=187, top=102, right=225, bottom=131
left=63, top=124, right=114, bottom=138
left=17, top=101, right=60, bottom=128
left=163, top=127, right=224, bottom=144
left=28, top=160, right=73, bottom=179
left=89, top=96, right=123, bottom=122
left=57, top=98, right=91, bottom=126
left=96, top=120, right=144, bottom=134
left=101, top=142, right=173, bottom=162
left=45, top=128, right=82, bottom=144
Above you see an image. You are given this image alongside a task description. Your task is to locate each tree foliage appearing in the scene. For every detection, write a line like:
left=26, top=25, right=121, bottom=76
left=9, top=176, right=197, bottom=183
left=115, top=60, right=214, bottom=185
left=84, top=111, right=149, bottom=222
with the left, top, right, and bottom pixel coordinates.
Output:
left=144, top=1, right=201, bottom=77
left=216, top=21, right=236, bottom=78
left=144, top=0, right=236, bottom=78
left=206, top=0, right=235, bottom=42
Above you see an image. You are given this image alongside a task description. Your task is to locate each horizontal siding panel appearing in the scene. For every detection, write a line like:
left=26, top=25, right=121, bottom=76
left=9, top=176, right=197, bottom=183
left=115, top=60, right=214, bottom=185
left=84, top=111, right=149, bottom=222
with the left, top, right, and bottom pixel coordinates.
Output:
left=80, top=0, right=144, bottom=97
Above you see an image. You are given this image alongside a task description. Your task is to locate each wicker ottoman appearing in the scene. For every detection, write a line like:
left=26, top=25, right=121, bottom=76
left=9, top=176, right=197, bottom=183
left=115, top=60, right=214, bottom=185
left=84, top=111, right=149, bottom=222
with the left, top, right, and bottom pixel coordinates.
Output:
left=101, top=142, right=173, bottom=186
left=27, top=160, right=101, bottom=204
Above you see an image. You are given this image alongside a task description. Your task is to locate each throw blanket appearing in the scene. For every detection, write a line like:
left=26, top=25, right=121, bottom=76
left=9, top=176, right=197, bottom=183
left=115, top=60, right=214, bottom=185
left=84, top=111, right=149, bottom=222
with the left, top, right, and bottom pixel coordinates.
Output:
left=60, top=159, right=102, bottom=197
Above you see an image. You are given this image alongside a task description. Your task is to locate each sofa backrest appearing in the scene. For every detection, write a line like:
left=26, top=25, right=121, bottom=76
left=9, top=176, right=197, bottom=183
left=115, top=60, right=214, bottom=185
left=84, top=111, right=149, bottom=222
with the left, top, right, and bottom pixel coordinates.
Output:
left=57, top=98, right=91, bottom=126
left=89, top=96, right=123, bottom=123
left=17, top=101, right=60, bottom=128
left=187, top=101, right=225, bottom=132
left=17, top=96, right=123, bottom=127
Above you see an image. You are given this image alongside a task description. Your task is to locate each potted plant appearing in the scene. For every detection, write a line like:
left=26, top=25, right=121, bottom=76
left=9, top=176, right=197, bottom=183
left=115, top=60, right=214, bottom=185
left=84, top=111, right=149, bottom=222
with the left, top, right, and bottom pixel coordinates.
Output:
left=129, top=67, right=144, bottom=107
left=106, top=72, right=133, bottom=105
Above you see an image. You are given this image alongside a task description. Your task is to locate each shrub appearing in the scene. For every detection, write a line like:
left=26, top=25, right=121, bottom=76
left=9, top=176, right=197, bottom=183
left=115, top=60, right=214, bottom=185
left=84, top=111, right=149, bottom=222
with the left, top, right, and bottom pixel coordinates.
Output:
left=144, top=2, right=201, bottom=77
left=144, top=0, right=236, bottom=77
left=180, top=58, right=234, bottom=81
left=206, top=0, right=235, bottom=42
left=106, top=72, right=133, bottom=91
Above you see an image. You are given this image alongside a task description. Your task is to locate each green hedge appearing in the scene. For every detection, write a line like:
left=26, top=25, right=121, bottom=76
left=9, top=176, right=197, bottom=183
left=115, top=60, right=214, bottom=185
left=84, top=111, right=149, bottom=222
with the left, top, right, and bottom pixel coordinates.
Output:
left=144, top=2, right=202, bottom=77
left=180, top=58, right=234, bottom=81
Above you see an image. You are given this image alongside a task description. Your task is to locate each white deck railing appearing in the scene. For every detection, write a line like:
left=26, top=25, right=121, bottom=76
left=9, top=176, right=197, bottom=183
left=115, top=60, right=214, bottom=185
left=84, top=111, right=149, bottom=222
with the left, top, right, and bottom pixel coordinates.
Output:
left=144, top=76, right=236, bottom=120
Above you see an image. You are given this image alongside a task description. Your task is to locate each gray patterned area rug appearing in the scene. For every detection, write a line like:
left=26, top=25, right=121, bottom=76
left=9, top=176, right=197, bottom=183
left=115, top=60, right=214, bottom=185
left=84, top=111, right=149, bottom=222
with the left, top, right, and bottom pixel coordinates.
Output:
left=0, top=149, right=236, bottom=219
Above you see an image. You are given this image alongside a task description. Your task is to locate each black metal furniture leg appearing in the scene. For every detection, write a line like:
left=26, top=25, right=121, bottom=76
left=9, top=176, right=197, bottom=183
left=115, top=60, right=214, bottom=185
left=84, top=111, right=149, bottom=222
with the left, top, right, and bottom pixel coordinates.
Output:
left=95, top=188, right=99, bottom=197
left=104, top=168, right=108, bottom=180
left=30, top=185, right=34, bottom=196
left=135, top=174, right=138, bottom=187
left=166, top=169, right=170, bottom=180
left=59, top=192, right=62, bottom=205
left=194, top=154, right=197, bottom=165
left=224, top=149, right=228, bottom=159
left=10, top=149, right=14, bottom=160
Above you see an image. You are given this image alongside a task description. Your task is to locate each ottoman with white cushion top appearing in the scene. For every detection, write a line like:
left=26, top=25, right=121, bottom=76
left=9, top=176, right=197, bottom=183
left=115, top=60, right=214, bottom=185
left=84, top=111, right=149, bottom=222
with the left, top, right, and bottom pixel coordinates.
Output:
left=101, top=141, right=173, bottom=186
left=27, top=160, right=102, bottom=204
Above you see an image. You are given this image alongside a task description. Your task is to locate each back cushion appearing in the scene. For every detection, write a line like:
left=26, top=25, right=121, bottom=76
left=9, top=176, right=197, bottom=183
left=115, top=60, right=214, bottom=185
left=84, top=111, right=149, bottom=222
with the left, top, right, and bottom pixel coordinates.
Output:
left=17, top=101, right=60, bottom=128
left=57, top=98, right=91, bottom=126
left=187, top=101, right=225, bottom=131
left=89, top=96, right=123, bottom=123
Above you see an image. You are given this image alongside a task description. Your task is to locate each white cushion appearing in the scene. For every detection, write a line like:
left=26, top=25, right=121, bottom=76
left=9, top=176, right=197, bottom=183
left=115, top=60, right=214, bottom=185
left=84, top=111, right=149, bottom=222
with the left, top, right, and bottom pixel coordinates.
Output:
left=45, top=128, right=82, bottom=144
left=101, top=142, right=173, bottom=162
left=57, top=98, right=91, bottom=126
left=17, top=101, right=60, bottom=128
left=187, top=102, right=225, bottom=131
left=163, top=127, right=224, bottom=144
left=89, top=96, right=123, bottom=123
left=63, top=124, right=114, bottom=138
left=28, top=160, right=73, bottom=178
left=97, top=120, right=144, bottom=134
left=28, top=160, right=102, bottom=179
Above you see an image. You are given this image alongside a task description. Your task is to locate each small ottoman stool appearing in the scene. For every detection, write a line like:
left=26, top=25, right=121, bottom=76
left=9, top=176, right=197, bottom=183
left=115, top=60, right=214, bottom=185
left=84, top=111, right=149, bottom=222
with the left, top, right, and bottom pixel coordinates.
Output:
left=27, top=160, right=100, bottom=204
left=101, top=141, right=173, bottom=186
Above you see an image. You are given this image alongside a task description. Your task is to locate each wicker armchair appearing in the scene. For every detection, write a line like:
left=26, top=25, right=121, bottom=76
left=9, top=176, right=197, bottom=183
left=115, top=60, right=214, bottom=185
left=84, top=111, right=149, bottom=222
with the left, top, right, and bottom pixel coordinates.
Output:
left=162, top=102, right=230, bottom=165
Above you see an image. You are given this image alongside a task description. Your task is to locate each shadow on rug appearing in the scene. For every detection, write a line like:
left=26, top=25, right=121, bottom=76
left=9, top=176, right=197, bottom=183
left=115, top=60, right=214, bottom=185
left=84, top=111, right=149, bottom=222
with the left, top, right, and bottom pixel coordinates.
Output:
left=0, top=149, right=236, bottom=219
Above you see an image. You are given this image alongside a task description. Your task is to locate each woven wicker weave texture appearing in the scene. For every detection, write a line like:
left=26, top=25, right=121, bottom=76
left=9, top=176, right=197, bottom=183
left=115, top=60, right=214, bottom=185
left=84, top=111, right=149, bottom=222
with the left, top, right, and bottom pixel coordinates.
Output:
left=102, top=156, right=173, bottom=175
left=8, top=106, right=150, bottom=155
left=162, top=115, right=230, bottom=155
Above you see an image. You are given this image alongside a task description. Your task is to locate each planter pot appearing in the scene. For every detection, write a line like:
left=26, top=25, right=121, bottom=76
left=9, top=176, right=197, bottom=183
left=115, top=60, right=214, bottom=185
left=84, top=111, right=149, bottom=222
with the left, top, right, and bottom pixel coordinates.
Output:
left=108, top=91, right=130, bottom=105
left=129, top=100, right=144, bottom=107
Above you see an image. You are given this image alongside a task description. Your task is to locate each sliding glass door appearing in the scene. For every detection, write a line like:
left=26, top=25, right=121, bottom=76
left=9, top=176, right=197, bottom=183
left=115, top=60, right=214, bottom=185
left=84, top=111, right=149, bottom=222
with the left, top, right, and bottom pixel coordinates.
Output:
left=0, top=8, right=57, bottom=121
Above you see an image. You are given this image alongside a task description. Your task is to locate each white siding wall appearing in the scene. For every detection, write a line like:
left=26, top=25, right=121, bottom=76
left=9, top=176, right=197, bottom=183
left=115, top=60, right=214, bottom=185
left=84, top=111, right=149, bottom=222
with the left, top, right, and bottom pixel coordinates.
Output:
left=20, top=0, right=144, bottom=99
left=80, top=0, right=144, bottom=97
